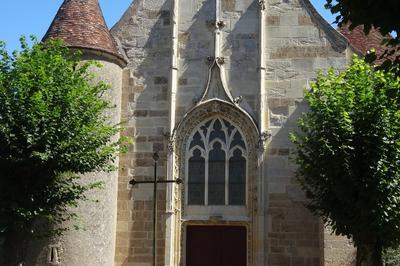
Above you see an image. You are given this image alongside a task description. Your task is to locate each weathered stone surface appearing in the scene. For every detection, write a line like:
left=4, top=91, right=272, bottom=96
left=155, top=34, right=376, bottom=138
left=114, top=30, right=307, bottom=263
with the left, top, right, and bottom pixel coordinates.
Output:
left=222, top=0, right=236, bottom=12
left=110, top=0, right=171, bottom=264
left=270, top=45, right=343, bottom=59
left=31, top=0, right=357, bottom=265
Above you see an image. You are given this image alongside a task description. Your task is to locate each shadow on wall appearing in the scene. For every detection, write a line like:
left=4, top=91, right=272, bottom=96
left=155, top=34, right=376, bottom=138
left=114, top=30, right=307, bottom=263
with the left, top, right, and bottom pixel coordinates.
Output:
left=176, top=0, right=216, bottom=120
left=112, top=0, right=172, bottom=265
left=266, top=98, right=324, bottom=265
left=177, top=0, right=260, bottom=122
left=223, top=0, right=259, bottom=120
left=268, top=96, right=355, bottom=265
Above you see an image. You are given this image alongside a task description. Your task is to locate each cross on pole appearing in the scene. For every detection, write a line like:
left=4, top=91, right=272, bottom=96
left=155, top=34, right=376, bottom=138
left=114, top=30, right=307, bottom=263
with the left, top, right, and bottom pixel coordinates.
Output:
left=129, top=152, right=182, bottom=266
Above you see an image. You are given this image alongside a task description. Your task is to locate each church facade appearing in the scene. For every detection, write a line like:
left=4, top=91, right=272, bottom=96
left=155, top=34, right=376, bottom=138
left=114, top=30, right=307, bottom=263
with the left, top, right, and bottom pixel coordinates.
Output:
left=29, top=0, right=359, bottom=265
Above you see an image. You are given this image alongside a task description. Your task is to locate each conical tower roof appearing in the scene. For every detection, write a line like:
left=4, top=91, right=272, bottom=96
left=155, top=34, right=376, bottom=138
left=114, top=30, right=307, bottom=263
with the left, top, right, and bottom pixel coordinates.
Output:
left=44, top=0, right=126, bottom=66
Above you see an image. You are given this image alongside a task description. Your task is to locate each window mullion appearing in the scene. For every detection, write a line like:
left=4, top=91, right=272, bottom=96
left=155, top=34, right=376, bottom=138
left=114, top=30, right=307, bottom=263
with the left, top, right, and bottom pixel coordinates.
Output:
left=186, top=117, right=247, bottom=207
left=205, top=152, right=209, bottom=206
left=225, top=150, right=229, bottom=205
left=185, top=156, right=188, bottom=205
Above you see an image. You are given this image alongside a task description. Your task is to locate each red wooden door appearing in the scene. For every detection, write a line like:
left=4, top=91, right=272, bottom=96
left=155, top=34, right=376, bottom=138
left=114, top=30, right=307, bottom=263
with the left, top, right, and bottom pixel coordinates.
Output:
left=186, top=226, right=247, bottom=266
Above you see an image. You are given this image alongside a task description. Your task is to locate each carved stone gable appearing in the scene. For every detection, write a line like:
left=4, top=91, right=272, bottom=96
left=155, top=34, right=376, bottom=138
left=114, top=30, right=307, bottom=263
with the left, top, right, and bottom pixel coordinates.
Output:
left=200, top=60, right=234, bottom=103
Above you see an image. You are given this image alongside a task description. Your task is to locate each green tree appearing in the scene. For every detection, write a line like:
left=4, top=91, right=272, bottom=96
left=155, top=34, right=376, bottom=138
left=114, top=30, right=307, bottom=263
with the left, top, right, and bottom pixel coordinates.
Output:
left=0, top=37, right=124, bottom=265
left=290, top=57, right=400, bottom=266
left=325, top=0, right=400, bottom=65
left=383, top=247, right=400, bottom=266
left=326, top=0, right=400, bottom=39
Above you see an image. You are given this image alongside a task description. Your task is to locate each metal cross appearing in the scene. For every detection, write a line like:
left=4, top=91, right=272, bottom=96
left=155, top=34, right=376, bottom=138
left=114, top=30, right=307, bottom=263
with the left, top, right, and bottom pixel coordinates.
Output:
left=129, top=152, right=182, bottom=266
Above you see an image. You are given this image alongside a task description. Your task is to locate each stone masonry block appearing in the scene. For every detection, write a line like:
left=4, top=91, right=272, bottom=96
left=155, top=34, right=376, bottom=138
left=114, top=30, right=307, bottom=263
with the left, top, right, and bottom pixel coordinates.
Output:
left=222, top=0, right=236, bottom=12
left=266, top=26, right=319, bottom=38
left=270, top=46, right=343, bottom=59
left=279, top=14, right=299, bottom=26
left=298, top=14, right=314, bottom=26
left=266, top=16, right=280, bottom=26
left=154, top=76, right=168, bottom=84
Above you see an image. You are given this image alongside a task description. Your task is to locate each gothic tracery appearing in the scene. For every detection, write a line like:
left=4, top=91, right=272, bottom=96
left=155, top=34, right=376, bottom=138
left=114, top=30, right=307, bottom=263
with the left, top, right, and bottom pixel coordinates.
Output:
left=187, top=118, right=247, bottom=206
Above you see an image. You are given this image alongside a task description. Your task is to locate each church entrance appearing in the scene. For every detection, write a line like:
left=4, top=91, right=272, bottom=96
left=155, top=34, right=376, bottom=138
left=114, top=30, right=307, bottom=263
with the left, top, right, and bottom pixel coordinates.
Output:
left=186, top=225, right=247, bottom=266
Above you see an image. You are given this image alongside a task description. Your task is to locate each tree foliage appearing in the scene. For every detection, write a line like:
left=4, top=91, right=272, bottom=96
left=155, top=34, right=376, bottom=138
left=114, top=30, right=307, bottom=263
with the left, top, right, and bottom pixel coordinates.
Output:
left=383, top=247, right=400, bottom=266
left=0, top=37, right=123, bottom=240
left=326, top=0, right=400, bottom=39
left=325, top=0, right=400, bottom=67
left=290, top=57, right=400, bottom=265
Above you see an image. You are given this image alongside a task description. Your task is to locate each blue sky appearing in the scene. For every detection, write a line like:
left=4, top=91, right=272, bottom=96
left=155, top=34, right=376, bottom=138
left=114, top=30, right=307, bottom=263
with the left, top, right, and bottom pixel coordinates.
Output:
left=0, top=0, right=335, bottom=53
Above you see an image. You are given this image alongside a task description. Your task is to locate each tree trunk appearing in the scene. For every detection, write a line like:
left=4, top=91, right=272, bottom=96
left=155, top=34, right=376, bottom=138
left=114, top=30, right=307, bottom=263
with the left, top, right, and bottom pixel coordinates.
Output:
left=2, top=226, right=29, bottom=266
left=356, top=241, right=383, bottom=266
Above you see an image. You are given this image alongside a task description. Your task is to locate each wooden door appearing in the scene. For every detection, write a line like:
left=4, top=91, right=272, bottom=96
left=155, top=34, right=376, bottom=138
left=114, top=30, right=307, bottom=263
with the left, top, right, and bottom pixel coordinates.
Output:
left=186, top=226, right=247, bottom=266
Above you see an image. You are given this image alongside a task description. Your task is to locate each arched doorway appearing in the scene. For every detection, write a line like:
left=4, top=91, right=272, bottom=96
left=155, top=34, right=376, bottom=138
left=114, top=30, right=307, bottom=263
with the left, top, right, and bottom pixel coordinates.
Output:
left=172, top=100, right=261, bottom=266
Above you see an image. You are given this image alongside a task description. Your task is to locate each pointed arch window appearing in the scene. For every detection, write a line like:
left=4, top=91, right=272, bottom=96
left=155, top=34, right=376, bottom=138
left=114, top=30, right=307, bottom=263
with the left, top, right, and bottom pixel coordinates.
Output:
left=186, top=118, right=247, bottom=206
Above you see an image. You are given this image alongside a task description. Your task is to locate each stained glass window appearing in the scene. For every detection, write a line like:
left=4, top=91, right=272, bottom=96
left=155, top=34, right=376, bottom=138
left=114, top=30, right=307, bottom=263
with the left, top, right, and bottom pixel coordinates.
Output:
left=208, top=142, right=225, bottom=205
left=188, top=149, right=205, bottom=205
left=229, top=149, right=246, bottom=205
left=187, top=117, right=247, bottom=206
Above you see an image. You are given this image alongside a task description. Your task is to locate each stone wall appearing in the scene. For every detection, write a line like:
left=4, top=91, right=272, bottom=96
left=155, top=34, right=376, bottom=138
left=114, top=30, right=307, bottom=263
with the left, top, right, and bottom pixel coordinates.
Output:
left=112, top=0, right=172, bottom=265
left=221, top=0, right=260, bottom=118
left=176, top=0, right=260, bottom=122
left=112, top=0, right=355, bottom=265
left=264, top=0, right=352, bottom=265
left=177, top=0, right=215, bottom=119
left=324, top=227, right=356, bottom=266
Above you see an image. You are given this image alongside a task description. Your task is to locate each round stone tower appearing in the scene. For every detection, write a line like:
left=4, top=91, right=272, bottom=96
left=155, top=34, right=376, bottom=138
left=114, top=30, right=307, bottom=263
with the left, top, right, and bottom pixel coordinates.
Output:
left=27, top=0, right=126, bottom=265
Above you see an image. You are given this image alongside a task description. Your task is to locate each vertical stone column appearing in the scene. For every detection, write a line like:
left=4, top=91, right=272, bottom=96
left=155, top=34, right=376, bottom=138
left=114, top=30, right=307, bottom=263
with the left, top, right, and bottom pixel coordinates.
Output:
left=214, top=0, right=222, bottom=58
left=259, top=0, right=268, bottom=134
left=165, top=0, right=180, bottom=264
left=257, top=1, right=268, bottom=265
